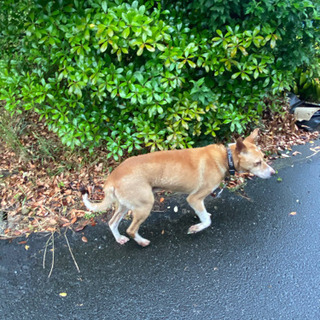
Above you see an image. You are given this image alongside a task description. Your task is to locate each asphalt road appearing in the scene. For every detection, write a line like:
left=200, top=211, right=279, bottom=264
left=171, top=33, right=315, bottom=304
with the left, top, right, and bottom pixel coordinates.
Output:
left=1, top=140, right=320, bottom=320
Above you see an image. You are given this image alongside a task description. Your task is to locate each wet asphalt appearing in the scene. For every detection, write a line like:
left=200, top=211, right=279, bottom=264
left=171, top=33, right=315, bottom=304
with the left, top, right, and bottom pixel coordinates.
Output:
left=1, top=140, right=320, bottom=320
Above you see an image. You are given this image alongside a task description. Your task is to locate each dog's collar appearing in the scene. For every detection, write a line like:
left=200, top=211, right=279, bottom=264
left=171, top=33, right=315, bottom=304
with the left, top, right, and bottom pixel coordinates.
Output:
left=227, top=147, right=236, bottom=176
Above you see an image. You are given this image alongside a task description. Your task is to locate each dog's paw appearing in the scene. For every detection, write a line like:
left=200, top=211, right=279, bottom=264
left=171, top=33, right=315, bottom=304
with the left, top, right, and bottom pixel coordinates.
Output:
left=133, top=234, right=151, bottom=247
left=117, top=235, right=130, bottom=245
left=138, top=239, right=150, bottom=247
left=187, top=224, right=202, bottom=234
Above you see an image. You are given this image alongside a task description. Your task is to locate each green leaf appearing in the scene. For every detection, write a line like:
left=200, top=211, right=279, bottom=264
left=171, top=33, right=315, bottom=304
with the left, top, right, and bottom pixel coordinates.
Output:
left=107, top=28, right=114, bottom=37
left=241, top=73, right=251, bottom=81
left=122, top=28, right=130, bottom=39
left=84, top=29, right=90, bottom=41
left=111, top=89, right=117, bottom=98
left=97, top=24, right=106, bottom=36
left=187, top=60, right=196, bottom=68
left=216, top=30, right=223, bottom=37
left=231, top=72, right=241, bottom=79
left=263, top=77, right=270, bottom=87
left=178, top=61, right=185, bottom=69
left=100, top=41, right=108, bottom=52
left=101, top=1, right=108, bottom=13
left=156, top=43, right=166, bottom=51
left=146, top=45, right=155, bottom=52
left=137, top=45, right=144, bottom=56
left=230, top=47, right=237, bottom=58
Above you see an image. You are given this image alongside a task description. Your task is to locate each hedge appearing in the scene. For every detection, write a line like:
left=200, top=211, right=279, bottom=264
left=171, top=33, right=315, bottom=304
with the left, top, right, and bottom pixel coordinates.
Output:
left=0, top=0, right=319, bottom=159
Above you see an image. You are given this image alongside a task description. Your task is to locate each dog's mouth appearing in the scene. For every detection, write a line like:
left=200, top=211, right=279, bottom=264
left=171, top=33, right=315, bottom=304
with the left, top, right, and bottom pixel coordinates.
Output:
left=253, top=166, right=275, bottom=179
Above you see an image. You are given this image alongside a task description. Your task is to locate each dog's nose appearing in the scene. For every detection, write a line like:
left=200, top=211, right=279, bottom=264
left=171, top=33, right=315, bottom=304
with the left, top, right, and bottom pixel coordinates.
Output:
left=270, top=167, right=276, bottom=175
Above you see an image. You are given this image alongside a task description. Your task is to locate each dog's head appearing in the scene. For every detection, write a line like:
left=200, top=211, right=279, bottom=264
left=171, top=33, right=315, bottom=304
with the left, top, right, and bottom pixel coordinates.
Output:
left=234, top=129, right=275, bottom=179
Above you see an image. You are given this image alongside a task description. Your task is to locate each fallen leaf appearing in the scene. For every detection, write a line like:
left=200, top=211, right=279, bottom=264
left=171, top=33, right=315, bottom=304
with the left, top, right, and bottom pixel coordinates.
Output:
left=174, top=206, right=178, bottom=212
left=59, top=292, right=67, bottom=297
left=25, top=245, right=30, bottom=250
left=70, top=217, right=77, bottom=224
left=159, top=197, right=165, bottom=203
left=289, top=211, right=297, bottom=216
left=18, top=240, right=27, bottom=245
left=62, top=222, right=71, bottom=227
left=81, top=236, right=88, bottom=243
left=74, top=221, right=89, bottom=232
left=161, top=230, right=165, bottom=235
left=48, top=218, right=58, bottom=226
left=292, top=151, right=301, bottom=156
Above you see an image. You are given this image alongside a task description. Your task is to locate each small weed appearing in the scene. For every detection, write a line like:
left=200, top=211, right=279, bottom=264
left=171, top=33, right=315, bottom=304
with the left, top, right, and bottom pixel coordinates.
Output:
left=31, top=132, right=56, bottom=161
left=58, top=181, right=65, bottom=188
left=84, top=213, right=96, bottom=220
left=0, top=110, right=31, bottom=160
left=84, top=211, right=104, bottom=220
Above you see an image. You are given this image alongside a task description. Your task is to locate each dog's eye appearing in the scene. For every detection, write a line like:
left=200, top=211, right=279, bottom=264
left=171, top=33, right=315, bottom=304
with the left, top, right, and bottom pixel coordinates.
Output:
left=255, top=161, right=261, bottom=167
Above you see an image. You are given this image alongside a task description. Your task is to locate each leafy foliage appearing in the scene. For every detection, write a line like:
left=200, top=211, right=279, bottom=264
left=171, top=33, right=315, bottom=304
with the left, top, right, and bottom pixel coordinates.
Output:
left=1, top=0, right=320, bottom=159
left=293, top=66, right=320, bottom=102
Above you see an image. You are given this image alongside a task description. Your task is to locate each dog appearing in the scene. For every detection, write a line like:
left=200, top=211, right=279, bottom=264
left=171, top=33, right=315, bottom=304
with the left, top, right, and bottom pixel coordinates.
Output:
left=82, top=129, right=275, bottom=247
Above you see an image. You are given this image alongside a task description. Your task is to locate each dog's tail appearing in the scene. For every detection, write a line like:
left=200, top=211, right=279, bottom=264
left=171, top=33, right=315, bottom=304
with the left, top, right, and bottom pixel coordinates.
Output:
left=81, top=186, right=115, bottom=212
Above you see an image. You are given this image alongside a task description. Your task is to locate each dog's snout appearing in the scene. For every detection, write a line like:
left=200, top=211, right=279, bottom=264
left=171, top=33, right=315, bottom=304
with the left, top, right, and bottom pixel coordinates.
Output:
left=270, top=167, right=276, bottom=176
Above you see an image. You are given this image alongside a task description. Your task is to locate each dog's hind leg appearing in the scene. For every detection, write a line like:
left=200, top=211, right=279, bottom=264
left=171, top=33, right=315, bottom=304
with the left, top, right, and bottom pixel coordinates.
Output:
left=108, top=205, right=130, bottom=245
left=126, top=204, right=153, bottom=247
left=187, top=190, right=212, bottom=234
left=125, top=188, right=154, bottom=247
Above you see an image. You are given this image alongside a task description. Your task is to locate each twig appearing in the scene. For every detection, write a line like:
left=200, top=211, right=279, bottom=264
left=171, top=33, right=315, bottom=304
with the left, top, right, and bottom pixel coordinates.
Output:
left=43, top=205, right=56, bottom=216
left=48, top=232, right=55, bottom=278
left=306, top=147, right=320, bottom=159
left=234, top=190, right=253, bottom=202
left=64, top=231, right=81, bottom=273
left=43, top=233, right=52, bottom=270
left=42, top=232, right=55, bottom=278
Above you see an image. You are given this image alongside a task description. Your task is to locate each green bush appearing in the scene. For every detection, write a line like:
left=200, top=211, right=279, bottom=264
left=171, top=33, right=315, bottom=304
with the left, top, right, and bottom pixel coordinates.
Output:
left=1, top=0, right=319, bottom=159
left=293, top=66, right=320, bottom=102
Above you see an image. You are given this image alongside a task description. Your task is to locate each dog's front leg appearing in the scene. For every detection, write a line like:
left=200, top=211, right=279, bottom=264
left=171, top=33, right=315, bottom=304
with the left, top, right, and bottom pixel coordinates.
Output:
left=186, top=194, right=212, bottom=234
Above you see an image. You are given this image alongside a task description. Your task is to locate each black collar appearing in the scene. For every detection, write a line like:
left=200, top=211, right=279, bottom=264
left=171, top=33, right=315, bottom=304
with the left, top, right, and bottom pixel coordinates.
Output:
left=227, top=147, right=236, bottom=176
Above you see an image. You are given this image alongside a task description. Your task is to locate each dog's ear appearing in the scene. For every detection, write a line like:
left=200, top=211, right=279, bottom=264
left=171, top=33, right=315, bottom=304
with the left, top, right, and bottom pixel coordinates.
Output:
left=244, top=128, right=259, bottom=144
left=236, top=137, right=247, bottom=154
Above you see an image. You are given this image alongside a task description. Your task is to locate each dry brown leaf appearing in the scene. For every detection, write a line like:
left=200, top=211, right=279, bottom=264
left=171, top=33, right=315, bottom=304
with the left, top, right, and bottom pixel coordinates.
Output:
left=70, top=217, right=77, bottom=224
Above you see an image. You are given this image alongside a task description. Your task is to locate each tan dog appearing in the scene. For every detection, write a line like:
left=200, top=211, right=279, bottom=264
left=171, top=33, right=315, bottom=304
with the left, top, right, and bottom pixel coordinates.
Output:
left=82, top=129, right=274, bottom=247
